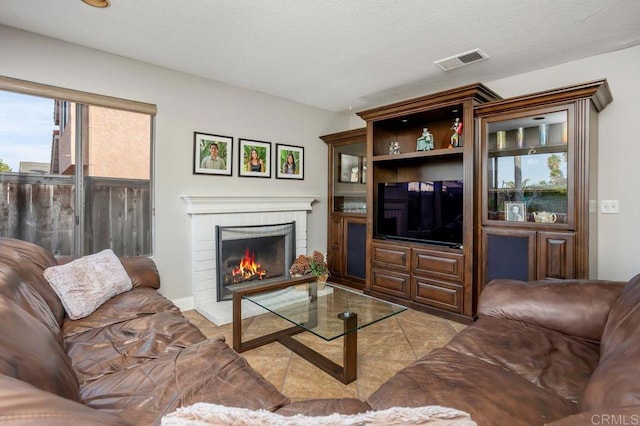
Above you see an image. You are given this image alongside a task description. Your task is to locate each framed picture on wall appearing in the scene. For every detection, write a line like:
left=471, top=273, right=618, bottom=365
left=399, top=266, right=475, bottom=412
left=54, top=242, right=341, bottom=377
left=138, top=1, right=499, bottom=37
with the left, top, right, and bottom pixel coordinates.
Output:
left=238, top=138, right=271, bottom=178
left=193, top=132, right=233, bottom=176
left=339, top=153, right=360, bottom=183
left=275, top=143, right=304, bottom=180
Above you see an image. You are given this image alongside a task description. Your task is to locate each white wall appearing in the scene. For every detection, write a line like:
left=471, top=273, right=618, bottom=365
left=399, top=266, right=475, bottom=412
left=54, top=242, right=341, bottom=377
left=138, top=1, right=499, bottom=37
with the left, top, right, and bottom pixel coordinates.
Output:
left=0, top=25, right=350, bottom=300
left=484, top=45, right=640, bottom=281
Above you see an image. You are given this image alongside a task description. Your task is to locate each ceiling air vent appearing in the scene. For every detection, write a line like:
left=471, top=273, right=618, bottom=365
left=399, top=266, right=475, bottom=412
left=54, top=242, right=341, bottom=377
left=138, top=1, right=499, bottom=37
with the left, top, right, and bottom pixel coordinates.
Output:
left=434, top=48, right=488, bottom=71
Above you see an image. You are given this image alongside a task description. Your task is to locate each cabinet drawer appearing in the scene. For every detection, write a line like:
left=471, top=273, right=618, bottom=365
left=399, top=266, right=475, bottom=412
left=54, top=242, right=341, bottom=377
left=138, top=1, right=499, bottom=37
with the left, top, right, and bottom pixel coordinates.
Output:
left=412, top=248, right=463, bottom=283
left=371, top=269, right=410, bottom=299
left=412, top=276, right=463, bottom=313
left=371, top=243, right=410, bottom=272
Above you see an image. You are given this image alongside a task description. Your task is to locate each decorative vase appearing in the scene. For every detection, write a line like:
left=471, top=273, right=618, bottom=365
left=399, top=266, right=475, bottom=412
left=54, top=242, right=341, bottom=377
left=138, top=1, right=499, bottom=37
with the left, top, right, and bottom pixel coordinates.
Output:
left=316, top=274, right=329, bottom=290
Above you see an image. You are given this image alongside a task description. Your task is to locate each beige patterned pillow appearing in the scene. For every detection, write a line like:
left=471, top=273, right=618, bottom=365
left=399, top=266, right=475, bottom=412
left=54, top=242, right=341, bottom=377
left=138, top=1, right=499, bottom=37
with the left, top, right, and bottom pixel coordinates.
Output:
left=43, top=249, right=132, bottom=320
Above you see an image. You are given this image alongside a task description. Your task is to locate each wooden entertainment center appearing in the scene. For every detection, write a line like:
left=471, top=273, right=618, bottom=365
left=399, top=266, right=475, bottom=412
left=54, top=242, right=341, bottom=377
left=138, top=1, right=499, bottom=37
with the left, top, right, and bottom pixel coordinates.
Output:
left=324, top=80, right=612, bottom=323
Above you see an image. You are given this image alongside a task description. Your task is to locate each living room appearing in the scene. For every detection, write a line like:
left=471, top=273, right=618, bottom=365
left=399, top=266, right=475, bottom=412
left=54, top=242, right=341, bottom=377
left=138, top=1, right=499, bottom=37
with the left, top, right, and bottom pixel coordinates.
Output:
left=1, top=1, right=640, bottom=424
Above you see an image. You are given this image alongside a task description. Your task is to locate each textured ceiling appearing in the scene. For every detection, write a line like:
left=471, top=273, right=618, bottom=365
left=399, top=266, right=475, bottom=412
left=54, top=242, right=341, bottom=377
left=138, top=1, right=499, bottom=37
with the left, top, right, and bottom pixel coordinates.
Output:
left=1, top=0, right=639, bottom=113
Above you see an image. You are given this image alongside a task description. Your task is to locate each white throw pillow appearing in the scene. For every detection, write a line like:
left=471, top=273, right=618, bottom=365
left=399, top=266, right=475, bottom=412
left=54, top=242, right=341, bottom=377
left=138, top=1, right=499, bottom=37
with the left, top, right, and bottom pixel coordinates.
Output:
left=43, top=249, right=132, bottom=320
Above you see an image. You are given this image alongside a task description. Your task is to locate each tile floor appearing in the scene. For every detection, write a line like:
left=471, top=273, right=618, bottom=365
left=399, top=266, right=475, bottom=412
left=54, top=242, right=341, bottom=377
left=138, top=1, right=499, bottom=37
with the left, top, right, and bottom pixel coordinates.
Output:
left=183, top=307, right=466, bottom=402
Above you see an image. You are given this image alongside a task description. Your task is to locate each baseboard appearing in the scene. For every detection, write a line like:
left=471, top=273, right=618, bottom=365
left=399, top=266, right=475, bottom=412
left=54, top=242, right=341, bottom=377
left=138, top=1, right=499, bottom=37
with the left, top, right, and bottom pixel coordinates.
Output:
left=171, top=296, right=194, bottom=312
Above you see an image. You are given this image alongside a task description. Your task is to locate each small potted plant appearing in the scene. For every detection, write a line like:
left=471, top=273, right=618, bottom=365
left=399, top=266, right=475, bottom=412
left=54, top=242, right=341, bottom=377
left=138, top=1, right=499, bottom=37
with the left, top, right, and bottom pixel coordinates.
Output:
left=289, top=251, right=329, bottom=289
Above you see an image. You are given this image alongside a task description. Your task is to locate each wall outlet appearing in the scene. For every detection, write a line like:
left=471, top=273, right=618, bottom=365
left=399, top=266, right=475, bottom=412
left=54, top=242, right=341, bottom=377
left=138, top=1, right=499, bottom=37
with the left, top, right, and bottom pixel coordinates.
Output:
left=600, top=200, right=619, bottom=214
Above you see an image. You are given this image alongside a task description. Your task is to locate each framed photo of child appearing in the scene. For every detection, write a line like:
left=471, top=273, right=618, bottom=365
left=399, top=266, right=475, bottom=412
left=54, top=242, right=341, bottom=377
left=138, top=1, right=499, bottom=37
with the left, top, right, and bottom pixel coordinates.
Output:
left=275, top=144, right=304, bottom=180
left=238, top=138, right=271, bottom=178
left=505, top=201, right=526, bottom=222
left=193, top=132, right=233, bottom=176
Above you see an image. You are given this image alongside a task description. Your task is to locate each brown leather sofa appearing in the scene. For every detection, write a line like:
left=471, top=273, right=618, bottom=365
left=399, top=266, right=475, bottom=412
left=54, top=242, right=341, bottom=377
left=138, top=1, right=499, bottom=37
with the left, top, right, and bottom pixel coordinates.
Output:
left=365, top=277, right=640, bottom=425
left=2, top=236, right=640, bottom=425
left=0, top=237, right=289, bottom=425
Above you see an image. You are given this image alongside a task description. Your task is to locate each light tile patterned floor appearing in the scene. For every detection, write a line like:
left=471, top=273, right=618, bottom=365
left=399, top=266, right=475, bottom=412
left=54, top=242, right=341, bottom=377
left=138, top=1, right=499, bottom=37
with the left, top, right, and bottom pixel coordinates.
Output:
left=182, top=307, right=466, bottom=401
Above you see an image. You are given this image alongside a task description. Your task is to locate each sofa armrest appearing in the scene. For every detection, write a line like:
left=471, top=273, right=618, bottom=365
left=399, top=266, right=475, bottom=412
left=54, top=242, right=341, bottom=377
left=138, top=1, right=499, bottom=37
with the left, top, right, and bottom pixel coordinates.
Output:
left=478, top=279, right=624, bottom=341
left=119, top=257, right=160, bottom=289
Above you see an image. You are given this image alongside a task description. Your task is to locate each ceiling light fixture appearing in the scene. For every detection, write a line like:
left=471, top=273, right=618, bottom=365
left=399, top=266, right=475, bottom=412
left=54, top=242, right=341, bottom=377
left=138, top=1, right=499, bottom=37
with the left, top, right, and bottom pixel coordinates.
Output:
left=82, top=0, right=110, bottom=8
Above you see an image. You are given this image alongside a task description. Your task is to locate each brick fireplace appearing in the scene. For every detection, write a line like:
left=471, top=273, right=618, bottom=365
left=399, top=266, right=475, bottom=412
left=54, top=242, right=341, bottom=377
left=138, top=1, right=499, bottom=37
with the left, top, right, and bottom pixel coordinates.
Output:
left=182, top=194, right=316, bottom=325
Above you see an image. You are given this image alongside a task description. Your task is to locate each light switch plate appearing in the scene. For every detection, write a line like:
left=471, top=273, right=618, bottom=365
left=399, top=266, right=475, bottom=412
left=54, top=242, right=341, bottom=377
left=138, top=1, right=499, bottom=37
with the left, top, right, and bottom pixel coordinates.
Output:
left=600, top=200, right=619, bottom=214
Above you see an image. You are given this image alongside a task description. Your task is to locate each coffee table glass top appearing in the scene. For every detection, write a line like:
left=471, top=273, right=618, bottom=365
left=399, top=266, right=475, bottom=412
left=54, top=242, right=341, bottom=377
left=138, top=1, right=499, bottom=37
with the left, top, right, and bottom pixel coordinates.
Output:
left=243, top=282, right=406, bottom=341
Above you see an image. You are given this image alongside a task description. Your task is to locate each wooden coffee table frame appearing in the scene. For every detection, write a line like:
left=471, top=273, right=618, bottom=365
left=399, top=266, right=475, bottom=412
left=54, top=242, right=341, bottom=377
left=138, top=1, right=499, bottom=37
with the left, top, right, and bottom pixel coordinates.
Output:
left=232, top=276, right=358, bottom=384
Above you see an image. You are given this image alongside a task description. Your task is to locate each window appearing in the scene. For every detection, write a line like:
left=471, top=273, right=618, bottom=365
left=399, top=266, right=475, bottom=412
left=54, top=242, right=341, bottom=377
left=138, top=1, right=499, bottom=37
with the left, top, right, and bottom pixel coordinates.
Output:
left=0, top=76, right=156, bottom=256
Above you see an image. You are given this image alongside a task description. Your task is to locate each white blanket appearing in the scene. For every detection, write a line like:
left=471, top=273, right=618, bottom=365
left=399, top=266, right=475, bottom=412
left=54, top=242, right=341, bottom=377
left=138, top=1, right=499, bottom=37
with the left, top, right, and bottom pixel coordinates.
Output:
left=162, top=403, right=477, bottom=426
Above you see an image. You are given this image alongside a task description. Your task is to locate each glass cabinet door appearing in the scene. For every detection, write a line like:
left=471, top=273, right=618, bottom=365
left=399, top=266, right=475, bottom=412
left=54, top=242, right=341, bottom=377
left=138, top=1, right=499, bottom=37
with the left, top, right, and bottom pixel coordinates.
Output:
left=485, top=108, right=570, bottom=225
left=332, top=142, right=367, bottom=214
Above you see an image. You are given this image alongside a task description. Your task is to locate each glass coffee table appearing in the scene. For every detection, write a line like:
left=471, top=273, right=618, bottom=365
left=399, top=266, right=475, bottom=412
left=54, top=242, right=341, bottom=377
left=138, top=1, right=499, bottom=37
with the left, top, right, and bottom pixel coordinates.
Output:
left=232, top=276, right=406, bottom=384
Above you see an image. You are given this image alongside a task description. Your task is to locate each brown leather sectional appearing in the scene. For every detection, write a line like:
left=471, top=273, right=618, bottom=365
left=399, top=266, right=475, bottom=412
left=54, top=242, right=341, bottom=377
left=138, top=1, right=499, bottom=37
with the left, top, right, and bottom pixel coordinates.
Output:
left=1, top=236, right=639, bottom=425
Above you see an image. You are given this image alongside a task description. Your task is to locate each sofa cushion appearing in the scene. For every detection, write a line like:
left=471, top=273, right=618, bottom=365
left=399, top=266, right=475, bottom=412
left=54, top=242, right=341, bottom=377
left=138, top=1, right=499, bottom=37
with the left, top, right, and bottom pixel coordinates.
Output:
left=44, top=249, right=132, bottom=320
left=0, top=262, right=61, bottom=338
left=63, top=288, right=207, bottom=385
left=80, top=338, right=289, bottom=425
left=367, top=348, right=577, bottom=426
left=445, top=317, right=599, bottom=402
left=0, top=237, right=65, bottom=325
left=478, top=278, right=623, bottom=342
left=581, top=273, right=640, bottom=411
left=0, top=297, right=80, bottom=402
left=0, top=374, right=129, bottom=426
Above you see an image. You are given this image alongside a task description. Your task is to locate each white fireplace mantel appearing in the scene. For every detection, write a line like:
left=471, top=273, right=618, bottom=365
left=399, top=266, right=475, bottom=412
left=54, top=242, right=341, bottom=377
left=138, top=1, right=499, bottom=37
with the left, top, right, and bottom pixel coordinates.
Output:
left=181, top=194, right=318, bottom=215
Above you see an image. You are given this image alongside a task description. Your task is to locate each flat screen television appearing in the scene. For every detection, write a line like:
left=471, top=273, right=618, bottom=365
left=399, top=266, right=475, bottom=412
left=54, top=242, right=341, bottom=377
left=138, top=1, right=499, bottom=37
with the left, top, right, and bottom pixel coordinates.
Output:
left=375, top=180, right=464, bottom=248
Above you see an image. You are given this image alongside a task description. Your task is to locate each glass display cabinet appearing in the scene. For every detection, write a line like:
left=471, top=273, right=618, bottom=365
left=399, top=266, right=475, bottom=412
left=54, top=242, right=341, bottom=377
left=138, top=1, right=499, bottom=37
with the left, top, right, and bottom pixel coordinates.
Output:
left=476, top=80, right=612, bottom=289
left=320, top=128, right=367, bottom=290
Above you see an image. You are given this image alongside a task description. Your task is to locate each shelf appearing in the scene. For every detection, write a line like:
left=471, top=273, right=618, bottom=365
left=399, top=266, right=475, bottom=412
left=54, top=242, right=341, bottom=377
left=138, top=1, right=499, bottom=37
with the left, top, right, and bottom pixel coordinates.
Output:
left=373, top=147, right=463, bottom=163
left=488, top=144, right=566, bottom=158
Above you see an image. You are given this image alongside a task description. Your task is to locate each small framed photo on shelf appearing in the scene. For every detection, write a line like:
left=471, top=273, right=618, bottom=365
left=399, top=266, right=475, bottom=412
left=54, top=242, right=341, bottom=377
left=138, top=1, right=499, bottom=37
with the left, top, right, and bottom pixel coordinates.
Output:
left=505, top=201, right=526, bottom=222
left=275, top=144, right=304, bottom=180
left=239, top=138, right=271, bottom=178
left=193, top=132, right=233, bottom=176
left=339, top=153, right=360, bottom=183
left=360, top=156, right=367, bottom=183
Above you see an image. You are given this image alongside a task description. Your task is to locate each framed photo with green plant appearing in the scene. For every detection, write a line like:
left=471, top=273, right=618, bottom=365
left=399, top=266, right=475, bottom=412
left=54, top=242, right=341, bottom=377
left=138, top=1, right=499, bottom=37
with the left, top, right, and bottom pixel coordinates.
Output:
left=193, top=132, right=233, bottom=176
left=239, top=138, right=271, bottom=178
left=275, top=143, right=304, bottom=180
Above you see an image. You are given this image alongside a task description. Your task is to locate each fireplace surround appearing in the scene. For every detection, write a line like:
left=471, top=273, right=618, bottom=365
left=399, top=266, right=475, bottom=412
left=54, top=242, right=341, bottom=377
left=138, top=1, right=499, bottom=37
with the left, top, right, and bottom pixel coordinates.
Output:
left=182, top=194, right=316, bottom=325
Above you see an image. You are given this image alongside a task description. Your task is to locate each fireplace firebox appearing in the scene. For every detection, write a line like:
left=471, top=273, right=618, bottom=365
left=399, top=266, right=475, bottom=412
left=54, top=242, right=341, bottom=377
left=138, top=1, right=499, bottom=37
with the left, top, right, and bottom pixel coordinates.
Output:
left=216, top=222, right=295, bottom=301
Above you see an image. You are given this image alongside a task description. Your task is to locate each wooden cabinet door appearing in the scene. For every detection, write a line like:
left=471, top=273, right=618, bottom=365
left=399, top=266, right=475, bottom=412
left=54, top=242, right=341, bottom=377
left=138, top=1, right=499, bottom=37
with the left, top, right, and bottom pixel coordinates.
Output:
left=537, top=231, right=575, bottom=280
left=343, top=217, right=366, bottom=282
left=328, top=215, right=343, bottom=277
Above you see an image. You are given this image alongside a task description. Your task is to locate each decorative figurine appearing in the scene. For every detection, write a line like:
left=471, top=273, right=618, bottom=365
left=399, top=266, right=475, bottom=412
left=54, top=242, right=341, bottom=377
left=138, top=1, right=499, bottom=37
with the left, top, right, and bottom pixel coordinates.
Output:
left=416, top=127, right=434, bottom=151
left=389, top=140, right=400, bottom=155
left=450, top=118, right=463, bottom=148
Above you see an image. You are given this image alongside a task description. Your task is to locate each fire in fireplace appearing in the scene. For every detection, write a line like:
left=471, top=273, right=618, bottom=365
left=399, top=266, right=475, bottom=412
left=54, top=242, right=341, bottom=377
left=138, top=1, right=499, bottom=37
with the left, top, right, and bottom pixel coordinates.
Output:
left=216, top=222, right=295, bottom=301
left=224, top=247, right=267, bottom=284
